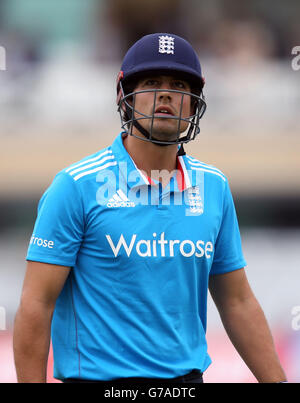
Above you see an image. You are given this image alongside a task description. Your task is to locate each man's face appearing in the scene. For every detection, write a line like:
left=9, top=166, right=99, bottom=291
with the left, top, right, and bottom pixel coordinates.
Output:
left=130, top=74, right=193, bottom=142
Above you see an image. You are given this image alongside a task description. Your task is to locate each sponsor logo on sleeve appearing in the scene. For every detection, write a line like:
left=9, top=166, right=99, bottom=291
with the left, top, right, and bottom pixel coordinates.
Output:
left=29, top=235, right=54, bottom=249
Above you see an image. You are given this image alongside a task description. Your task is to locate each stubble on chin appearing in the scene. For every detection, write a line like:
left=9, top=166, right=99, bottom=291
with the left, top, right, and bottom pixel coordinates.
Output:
left=147, top=119, right=189, bottom=141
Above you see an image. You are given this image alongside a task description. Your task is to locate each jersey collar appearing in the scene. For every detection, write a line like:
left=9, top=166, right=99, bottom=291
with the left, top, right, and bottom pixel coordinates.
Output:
left=111, top=132, right=199, bottom=191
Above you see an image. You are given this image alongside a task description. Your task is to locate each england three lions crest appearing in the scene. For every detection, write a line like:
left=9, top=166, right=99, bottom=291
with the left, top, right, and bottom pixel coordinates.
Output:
left=158, top=35, right=175, bottom=55
left=185, top=186, right=204, bottom=216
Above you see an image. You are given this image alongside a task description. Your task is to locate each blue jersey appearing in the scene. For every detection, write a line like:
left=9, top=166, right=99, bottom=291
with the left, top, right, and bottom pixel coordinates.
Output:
left=26, top=132, right=246, bottom=381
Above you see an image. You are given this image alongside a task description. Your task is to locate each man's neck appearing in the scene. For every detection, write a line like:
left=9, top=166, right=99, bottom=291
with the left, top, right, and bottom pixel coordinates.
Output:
left=122, top=133, right=178, bottom=183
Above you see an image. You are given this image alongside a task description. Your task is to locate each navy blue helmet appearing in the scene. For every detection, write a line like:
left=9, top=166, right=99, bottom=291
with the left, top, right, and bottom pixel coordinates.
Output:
left=117, top=33, right=206, bottom=146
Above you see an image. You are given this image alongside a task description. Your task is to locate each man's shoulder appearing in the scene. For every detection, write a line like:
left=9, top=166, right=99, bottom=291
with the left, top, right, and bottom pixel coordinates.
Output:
left=184, top=154, right=228, bottom=184
left=58, top=145, right=117, bottom=183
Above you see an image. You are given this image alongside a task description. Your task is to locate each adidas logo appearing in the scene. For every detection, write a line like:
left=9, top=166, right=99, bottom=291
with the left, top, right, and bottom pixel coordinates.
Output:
left=107, top=189, right=135, bottom=208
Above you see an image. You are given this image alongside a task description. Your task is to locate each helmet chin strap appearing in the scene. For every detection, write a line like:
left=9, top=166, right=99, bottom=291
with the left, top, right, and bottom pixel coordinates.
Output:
left=121, top=82, right=188, bottom=150
left=132, top=117, right=189, bottom=156
left=131, top=119, right=185, bottom=155
left=177, top=143, right=186, bottom=156
left=131, top=119, right=170, bottom=147
left=119, top=81, right=202, bottom=154
left=132, top=120, right=187, bottom=156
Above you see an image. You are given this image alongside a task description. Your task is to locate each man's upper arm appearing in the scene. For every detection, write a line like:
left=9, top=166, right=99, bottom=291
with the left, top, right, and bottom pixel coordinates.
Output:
left=21, top=261, right=70, bottom=309
left=26, top=172, right=84, bottom=268
left=210, top=179, right=246, bottom=276
left=209, top=268, right=254, bottom=311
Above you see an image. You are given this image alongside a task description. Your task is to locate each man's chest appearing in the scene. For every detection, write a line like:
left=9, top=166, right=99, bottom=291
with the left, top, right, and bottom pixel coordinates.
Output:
left=82, top=186, right=222, bottom=261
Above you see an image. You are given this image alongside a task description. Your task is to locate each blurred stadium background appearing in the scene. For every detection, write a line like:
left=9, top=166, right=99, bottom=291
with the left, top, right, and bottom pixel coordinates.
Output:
left=0, top=0, right=299, bottom=383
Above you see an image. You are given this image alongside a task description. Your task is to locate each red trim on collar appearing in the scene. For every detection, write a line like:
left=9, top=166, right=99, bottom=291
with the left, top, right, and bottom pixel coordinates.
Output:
left=146, top=175, right=157, bottom=186
left=145, top=157, right=186, bottom=190
left=176, top=156, right=186, bottom=191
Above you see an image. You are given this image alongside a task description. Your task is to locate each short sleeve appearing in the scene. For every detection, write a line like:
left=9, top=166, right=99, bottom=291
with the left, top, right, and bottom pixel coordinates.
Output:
left=26, top=172, right=84, bottom=267
left=210, top=180, right=247, bottom=276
